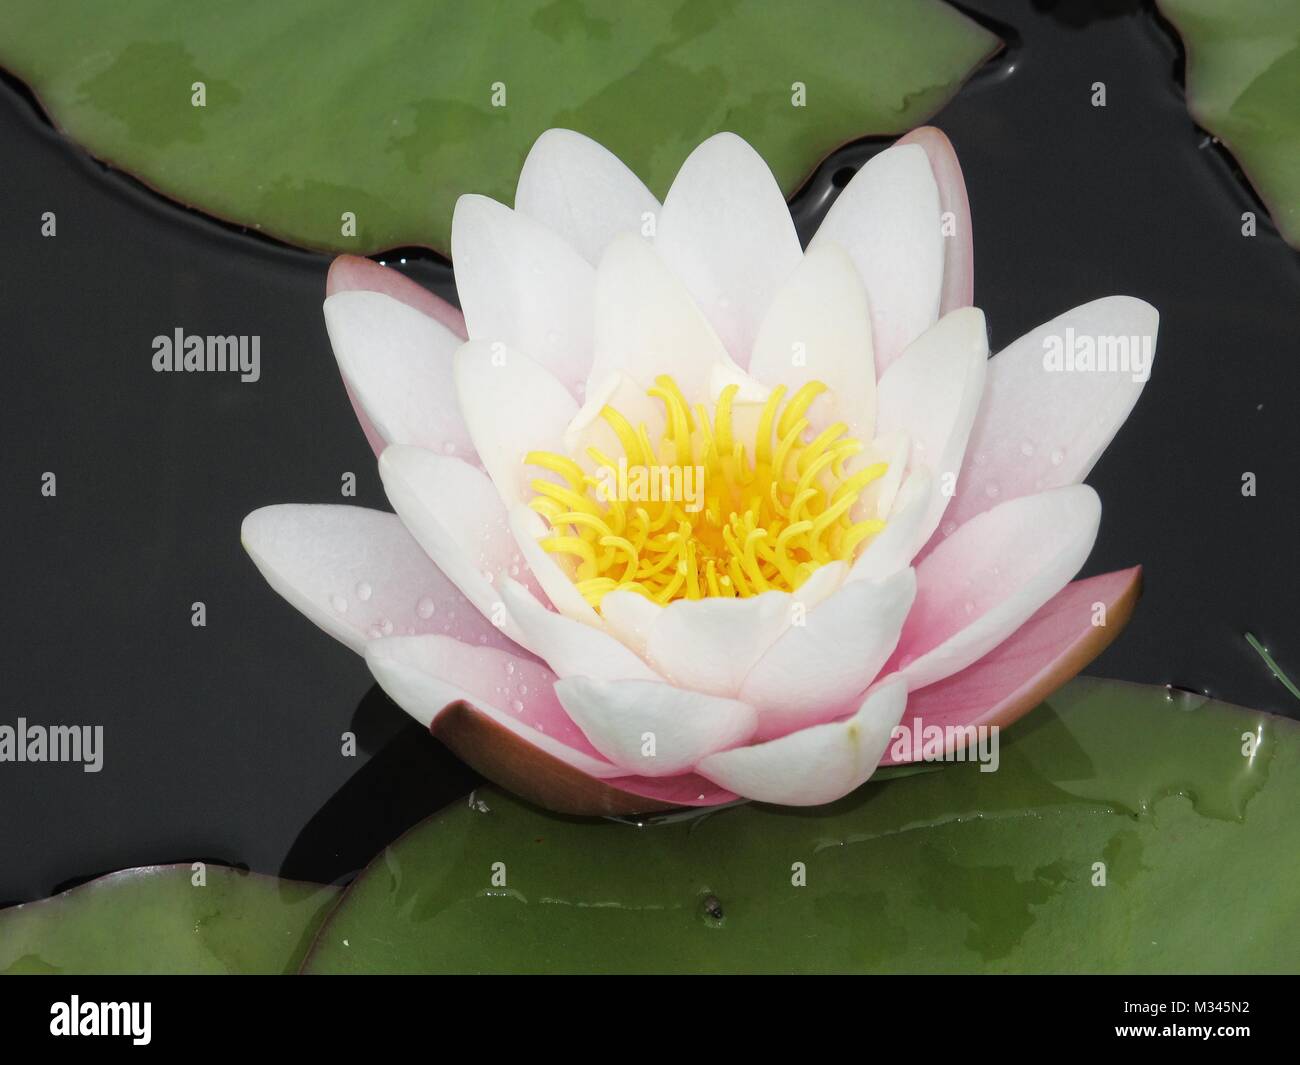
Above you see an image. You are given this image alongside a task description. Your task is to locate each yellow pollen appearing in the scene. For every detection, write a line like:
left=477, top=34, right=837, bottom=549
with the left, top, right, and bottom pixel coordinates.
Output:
left=526, top=377, right=887, bottom=610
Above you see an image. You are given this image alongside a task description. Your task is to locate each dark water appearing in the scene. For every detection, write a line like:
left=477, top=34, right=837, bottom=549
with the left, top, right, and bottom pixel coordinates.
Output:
left=1, top=0, right=1296, bottom=903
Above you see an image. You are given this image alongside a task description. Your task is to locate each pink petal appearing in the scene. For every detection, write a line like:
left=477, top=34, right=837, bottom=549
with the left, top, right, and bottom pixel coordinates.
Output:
left=601, top=774, right=737, bottom=809
left=365, top=634, right=616, bottom=778
left=654, top=133, right=802, bottom=366
left=886, top=486, right=1101, bottom=689
left=896, top=127, right=973, bottom=314
left=515, top=128, right=661, bottom=266
left=240, top=505, right=516, bottom=656
left=697, top=678, right=909, bottom=806
left=323, top=291, right=475, bottom=462
left=451, top=195, right=595, bottom=395
left=920, top=296, right=1158, bottom=560
left=555, top=677, right=757, bottom=777
left=499, top=579, right=660, bottom=682
left=740, top=568, right=916, bottom=740
left=808, top=143, right=942, bottom=373
left=878, top=566, right=1143, bottom=765
left=326, top=256, right=467, bottom=458
left=326, top=254, right=467, bottom=337
left=377, top=446, right=543, bottom=647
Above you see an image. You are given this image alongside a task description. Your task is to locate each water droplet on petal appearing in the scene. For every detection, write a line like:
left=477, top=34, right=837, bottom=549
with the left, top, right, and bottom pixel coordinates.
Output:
left=1050, top=448, right=1066, bottom=467
left=331, top=595, right=348, bottom=613
left=1020, top=440, right=1035, bottom=457
left=510, top=699, right=524, bottom=713
left=416, top=596, right=436, bottom=619
left=984, top=483, right=1000, bottom=499
left=355, top=581, right=372, bottom=602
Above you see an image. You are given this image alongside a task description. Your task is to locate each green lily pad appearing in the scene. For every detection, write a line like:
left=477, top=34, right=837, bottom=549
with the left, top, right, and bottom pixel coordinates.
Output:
left=0, top=0, right=998, bottom=254
left=0, top=865, right=338, bottom=974
left=1159, top=0, right=1300, bottom=247
left=303, top=678, right=1300, bottom=973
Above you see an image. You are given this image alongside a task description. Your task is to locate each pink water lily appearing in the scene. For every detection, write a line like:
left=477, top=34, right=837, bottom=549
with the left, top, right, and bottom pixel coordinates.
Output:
left=242, top=127, right=1154, bottom=814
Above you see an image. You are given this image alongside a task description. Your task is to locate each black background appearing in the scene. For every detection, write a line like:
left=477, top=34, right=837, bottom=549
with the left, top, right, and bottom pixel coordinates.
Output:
left=2, top=0, right=1297, bottom=904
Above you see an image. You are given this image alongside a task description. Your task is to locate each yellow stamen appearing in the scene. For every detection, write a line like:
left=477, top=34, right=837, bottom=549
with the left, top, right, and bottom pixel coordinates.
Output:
left=526, top=376, right=887, bottom=610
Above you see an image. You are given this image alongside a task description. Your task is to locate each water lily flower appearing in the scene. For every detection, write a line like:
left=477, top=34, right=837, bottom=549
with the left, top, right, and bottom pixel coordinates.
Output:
left=243, top=127, right=1156, bottom=814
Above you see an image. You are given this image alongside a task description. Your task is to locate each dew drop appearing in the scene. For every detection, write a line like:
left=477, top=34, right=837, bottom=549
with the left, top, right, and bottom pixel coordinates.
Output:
left=505, top=661, right=516, bottom=676
left=379, top=617, right=394, bottom=636
left=984, top=483, right=1000, bottom=499
left=1020, top=440, right=1035, bottom=457
left=416, top=596, right=436, bottom=619
left=355, top=581, right=373, bottom=602
left=331, top=595, right=348, bottom=613
left=1050, top=448, right=1066, bottom=467
left=442, top=441, right=457, bottom=455
left=964, top=600, right=975, bottom=615
left=510, top=699, right=524, bottom=713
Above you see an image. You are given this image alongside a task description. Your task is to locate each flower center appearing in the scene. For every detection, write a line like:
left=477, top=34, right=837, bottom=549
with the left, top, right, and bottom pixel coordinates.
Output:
left=525, top=377, right=886, bottom=610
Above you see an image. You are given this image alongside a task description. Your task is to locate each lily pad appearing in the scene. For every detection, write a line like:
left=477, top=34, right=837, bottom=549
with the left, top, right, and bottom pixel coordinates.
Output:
left=303, top=678, right=1300, bottom=973
left=0, top=0, right=998, bottom=253
left=0, top=865, right=338, bottom=974
left=1159, top=0, right=1300, bottom=246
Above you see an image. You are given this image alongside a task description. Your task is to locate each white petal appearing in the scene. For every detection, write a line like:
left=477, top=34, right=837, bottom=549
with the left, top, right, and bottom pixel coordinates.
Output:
left=499, top=579, right=660, bottom=681
left=365, top=634, right=619, bottom=777
left=643, top=591, right=793, bottom=697
left=515, top=129, right=661, bottom=265
left=454, top=339, right=579, bottom=506
left=562, top=370, right=665, bottom=474
left=894, top=485, right=1102, bottom=689
left=323, top=290, right=474, bottom=458
left=853, top=431, right=910, bottom=521
left=748, top=242, right=876, bottom=440
left=849, top=468, right=932, bottom=581
left=450, top=194, right=593, bottom=393
left=506, top=504, right=601, bottom=624
left=654, top=133, right=802, bottom=365
left=790, top=560, right=848, bottom=611
left=588, top=232, right=738, bottom=403
left=598, top=590, right=663, bottom=657
left=741, top=568, right=916, bottom=739
left=928, top=296, right=1158, bottom=551
left=241, top=505, right=513, bottom=655
left=376, top=446, right=526, bottom=642
left=555, top=676, right=757, bottom=777
left=874, top=307, right=988, bottom=543
left=697, top=677, right=908, bottom=805
left=810, top=142, right=943, bottom=372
